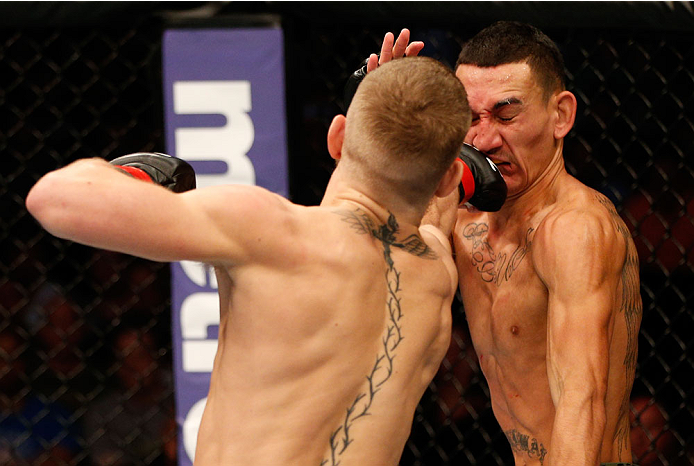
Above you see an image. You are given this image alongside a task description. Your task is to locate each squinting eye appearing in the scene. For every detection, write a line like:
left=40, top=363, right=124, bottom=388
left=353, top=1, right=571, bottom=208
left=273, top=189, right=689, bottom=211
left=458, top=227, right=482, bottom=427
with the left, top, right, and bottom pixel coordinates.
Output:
left=496, top=107, right=521, bottom=122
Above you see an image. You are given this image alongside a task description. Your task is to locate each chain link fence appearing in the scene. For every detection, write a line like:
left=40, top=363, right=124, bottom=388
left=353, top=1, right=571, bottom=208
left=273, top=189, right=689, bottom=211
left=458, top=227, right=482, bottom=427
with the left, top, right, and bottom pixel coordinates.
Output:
left=1, top=3, right=692, bottom=465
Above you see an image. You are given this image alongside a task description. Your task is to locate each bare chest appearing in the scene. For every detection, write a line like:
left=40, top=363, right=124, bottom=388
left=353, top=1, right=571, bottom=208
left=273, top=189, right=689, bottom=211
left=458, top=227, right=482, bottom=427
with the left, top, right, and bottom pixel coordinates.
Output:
left=452, top=221, right=548, bottom=361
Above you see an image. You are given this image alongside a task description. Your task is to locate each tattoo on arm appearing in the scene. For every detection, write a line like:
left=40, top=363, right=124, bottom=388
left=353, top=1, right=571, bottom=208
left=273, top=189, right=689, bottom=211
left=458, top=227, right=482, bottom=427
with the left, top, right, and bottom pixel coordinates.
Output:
left=504, top=429, right=548, bottom=465
left=322, top=209, right=432, bottom=465
left=595, top=194, right=643, bottom=459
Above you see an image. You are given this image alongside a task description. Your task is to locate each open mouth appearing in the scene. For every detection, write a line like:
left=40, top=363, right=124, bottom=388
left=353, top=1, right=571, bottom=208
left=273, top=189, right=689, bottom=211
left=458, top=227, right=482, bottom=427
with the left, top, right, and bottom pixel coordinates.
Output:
left=491, top=161, right=512, bottom=176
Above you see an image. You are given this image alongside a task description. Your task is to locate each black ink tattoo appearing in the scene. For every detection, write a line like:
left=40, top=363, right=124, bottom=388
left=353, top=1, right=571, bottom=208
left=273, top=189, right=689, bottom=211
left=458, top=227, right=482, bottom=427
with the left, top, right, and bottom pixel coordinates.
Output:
left=596, top=194, right=643, bottom=459
left=339, top=209, right=438, bottom=262
left=505, top=429, right=548, bottom=465
left=462, top=223, right=533, bottom=285
left=322, top=209, right=433, bottom=465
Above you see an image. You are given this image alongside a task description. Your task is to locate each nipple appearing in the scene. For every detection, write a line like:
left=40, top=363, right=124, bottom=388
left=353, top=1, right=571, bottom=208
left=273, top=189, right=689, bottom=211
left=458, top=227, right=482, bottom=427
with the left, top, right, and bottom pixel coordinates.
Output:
left=510, top=325, right=519, bottom=335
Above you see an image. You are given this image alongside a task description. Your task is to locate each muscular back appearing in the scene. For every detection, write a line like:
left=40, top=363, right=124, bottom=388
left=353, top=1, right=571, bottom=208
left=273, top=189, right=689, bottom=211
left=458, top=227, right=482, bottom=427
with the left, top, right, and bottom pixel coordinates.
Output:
left=452, top=173, right=642, bottom=464
left=194, top=197, right=456, bottom=466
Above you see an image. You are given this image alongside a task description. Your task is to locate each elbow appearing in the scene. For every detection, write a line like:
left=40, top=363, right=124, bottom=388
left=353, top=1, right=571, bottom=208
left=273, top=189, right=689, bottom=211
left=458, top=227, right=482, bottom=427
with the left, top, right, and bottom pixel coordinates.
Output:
left=26, top=173, right=68, bottom=236
left=26, top=174, right=52, bottom=221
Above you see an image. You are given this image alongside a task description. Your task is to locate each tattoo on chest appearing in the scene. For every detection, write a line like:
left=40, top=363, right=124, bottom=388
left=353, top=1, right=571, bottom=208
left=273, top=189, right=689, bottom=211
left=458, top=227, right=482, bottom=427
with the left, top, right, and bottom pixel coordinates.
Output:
left=322, top=210, right=433, bottom=466
left=462, top=222, right=533, bottom=286
left=505, top=429, right=548, bottom=465
left=596, top=194, right=643, bottom=459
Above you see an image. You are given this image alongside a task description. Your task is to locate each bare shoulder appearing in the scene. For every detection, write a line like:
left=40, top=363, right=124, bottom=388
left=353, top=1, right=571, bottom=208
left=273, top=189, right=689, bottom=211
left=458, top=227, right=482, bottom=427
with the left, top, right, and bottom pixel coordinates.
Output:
left=193, top=184, right=293, bottom=215
left=419, top=224, right=453, bottom=256
left=533, top=185, right=630, bottom=279
left=181, top=184, right=303, bottom=265
left=190, top=184, right=302, bottom=236
left=418, top=224, right=458, bottom=295
left=537, top=181, right=629, bottom=240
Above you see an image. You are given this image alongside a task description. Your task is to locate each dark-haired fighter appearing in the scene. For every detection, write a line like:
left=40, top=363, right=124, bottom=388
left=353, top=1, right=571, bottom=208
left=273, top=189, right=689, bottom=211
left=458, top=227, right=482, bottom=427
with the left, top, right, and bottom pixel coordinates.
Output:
left=362, top=25, right=642, bottom=465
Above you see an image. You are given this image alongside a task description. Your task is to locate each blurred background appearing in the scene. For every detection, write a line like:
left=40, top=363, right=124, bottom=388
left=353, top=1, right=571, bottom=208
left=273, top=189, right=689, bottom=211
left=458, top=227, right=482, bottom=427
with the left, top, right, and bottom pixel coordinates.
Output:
left=1, top=1, right=692, bottom=465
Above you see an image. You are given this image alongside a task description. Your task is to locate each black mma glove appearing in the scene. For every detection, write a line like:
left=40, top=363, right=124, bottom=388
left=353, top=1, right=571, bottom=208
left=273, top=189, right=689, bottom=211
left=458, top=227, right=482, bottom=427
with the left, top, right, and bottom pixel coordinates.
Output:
left=343, top=57, right=369, bottom=112
left=110, top=152, right=196, bottom=193
left=458, top=143, right=507, bottom=212
left=344, top=58, right=506, bottom=211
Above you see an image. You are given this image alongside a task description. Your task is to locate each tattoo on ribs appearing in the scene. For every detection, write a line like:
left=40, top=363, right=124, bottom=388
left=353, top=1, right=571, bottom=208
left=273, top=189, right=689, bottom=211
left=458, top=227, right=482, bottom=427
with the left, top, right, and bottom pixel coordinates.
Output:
left=595, top=194, right=643, bottom=458
left=322, top=210, right=434, bottom=466
left=462, top=222, right=533, bottom=285
left=505, top=429, right=548, bottom=465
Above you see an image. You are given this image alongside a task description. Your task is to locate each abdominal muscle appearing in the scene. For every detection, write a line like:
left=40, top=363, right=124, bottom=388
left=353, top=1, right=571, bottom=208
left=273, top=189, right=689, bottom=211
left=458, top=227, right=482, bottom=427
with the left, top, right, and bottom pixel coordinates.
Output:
left=480, top=350, right=555, bottom=465
left=461, top=273, right=555, bottom=464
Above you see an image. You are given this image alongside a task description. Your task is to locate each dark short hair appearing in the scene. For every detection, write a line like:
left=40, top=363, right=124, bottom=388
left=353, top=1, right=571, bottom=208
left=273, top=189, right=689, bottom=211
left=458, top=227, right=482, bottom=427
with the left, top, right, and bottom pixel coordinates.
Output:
left=456, top=21, right=566, bottom=100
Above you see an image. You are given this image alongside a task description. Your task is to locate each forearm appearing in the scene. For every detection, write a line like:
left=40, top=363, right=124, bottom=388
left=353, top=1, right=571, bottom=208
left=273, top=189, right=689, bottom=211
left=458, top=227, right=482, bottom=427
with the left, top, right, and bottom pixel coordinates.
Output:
left=26, top=158, right=167, bottom=248
left=547, top=387, right=606, bottom=465
left=422, top=190, right=459, bottom=237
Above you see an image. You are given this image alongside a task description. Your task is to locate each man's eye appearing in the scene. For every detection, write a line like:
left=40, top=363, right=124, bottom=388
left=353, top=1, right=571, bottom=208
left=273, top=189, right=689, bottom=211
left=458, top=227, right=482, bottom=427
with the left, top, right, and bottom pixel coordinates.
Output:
left=496, top=107, right=520, bottom=122
left=496, top=111, right=519, bottom=122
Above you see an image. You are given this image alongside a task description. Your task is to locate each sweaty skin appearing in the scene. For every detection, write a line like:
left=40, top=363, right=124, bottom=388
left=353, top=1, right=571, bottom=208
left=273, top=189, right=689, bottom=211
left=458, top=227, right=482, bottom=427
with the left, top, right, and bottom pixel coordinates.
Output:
left=451, top=63, right=642, bottom=465
left=25, top=156, right=459, bottom=466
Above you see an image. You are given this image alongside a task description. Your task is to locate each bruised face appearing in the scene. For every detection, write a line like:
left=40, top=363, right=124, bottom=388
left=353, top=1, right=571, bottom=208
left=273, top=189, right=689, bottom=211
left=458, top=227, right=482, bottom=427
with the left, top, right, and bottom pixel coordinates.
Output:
left=455, top=62, right=561, bottom=197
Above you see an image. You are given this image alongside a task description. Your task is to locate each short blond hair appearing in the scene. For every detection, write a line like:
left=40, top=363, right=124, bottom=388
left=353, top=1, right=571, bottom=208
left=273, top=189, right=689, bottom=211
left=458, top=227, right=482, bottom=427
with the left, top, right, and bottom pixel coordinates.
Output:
left=344, top=56, right=470, bottom=206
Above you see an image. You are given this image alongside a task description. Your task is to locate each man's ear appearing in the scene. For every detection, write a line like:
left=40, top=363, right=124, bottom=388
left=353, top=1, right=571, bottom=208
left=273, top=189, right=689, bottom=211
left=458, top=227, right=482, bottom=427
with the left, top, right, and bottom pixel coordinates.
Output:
left=435, top=158, right=463, bottom=198
left=554, top=90, right=577, bottom=139
left=327, top=115, right=346, bottom=161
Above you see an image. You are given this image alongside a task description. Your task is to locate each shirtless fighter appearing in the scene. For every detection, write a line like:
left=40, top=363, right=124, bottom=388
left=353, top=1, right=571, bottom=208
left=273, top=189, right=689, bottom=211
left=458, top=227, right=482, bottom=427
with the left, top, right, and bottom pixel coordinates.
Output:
left=352, top=24, right=643, bottom=465
left=26, top=56, right=503, bottom=465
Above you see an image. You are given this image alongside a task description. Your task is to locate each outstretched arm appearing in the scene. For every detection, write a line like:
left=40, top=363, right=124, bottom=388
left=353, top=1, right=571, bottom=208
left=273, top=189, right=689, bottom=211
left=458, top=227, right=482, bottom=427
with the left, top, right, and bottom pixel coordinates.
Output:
left=26, top=157, right=292, bottom=265
left=534, top=209, right=626, bottom=465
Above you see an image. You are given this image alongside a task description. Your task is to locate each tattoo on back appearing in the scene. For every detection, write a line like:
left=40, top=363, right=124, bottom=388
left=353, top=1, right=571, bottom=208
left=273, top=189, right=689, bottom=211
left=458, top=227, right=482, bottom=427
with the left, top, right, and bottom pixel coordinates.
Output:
left=504, top=429, right=548, bottom=465
left=595, top=194, right=643, bottom=459
left=462, top=222, right=533, bottom=285
left=321, top=209, right=435, bottom=466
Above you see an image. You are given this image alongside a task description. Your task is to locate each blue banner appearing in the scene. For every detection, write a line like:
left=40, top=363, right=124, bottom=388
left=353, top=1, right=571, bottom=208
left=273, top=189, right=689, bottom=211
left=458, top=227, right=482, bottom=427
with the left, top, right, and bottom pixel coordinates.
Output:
left=162, top=27, right=287, bottom=465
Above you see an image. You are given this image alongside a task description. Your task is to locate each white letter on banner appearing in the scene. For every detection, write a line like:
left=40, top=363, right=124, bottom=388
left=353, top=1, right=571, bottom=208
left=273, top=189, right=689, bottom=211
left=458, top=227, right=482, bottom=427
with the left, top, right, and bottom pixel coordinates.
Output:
left=173, top=80, right=256, bottom=188
left=181, top=292, right=220, bottom=372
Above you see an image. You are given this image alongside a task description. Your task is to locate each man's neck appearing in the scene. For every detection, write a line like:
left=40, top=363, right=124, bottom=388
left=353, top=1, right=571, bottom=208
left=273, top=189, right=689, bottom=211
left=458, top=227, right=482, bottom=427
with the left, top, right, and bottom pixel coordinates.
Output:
left=490, top=146, right=567, bottom=229
left=321, top=168, right=427, bottom=229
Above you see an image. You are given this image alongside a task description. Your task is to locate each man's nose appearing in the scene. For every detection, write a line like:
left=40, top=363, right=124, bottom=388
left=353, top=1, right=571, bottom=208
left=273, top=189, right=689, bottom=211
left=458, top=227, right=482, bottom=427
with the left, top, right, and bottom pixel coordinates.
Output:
left=467, top=119, right=502, bottom=154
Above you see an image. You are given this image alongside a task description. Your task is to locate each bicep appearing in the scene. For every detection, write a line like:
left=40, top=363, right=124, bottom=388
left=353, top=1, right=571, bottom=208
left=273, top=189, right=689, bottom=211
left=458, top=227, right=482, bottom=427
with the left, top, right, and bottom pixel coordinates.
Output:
left=536, top=212, right=624, bottom=396
left=173, top=185, right=293, bottom=264
left=119, top=185, right=292, bottom=264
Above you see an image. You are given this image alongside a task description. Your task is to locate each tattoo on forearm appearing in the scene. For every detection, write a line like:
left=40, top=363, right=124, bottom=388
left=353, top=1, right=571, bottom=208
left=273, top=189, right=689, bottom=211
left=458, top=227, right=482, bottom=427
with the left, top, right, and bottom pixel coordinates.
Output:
left=596, top=194, right=643, bottom=459
left=322, top=210, right=429, bottom=465
left=462, top=223, right=533, bottom=285
left=504, top=429, right=548, bottom=465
